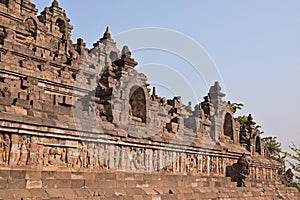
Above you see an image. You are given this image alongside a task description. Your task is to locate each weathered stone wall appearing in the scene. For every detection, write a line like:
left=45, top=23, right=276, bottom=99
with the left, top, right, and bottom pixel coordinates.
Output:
left=0, top=0, right=279, bottom=174
left=0, top=2, right=296, bottom=199
left=0, top=169, right=299, bottom=200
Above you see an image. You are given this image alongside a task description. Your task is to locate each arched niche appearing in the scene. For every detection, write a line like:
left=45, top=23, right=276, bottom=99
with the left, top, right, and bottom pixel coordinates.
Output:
left=223, top=113, right=234, bottom=140
left=25, top=18, right=37, bottom=37
left=255, top=137, right=261, bottom=155
left=55, top=18, right=66, bottom=34
left=129, top=87, right=147, bottom=123
left=109, top=51, right=118, bottom=62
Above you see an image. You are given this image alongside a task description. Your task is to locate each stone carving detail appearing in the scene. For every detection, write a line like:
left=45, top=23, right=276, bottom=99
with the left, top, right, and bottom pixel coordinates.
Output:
left=165, top=97, right=183, bottom=134
left=239, top=114, right=264, bottom=155
left=201, top=96, right=214, bottom=121
left=0, top=1, right=285, bottom=194
left=240, top=125, right=250, bottom=150
left=0, top=83, right=11, bottom=97
left=25, top=18, right=37, bottom=37
left=210, top=156, right=218, bottom=174
left=17, top=136, right=30, bottom=166
left=4, top=28, right=15, bottom=41
left=227, top=154, right=251, bottom=187
left=0, top=132, right=241, bottom=176
left=77, top=142, right=88, bottom=168
left=202, top=156, right=208, bottom=174
left=0, top=129, right=279, bottom=186
left=186, top=154, right=197, bottom=174
left=0, top=134, right=10, bottom=165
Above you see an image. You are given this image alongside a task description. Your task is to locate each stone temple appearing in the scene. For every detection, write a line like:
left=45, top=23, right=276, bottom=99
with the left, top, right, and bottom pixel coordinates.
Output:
left=0, top=0, right=299, bottom=199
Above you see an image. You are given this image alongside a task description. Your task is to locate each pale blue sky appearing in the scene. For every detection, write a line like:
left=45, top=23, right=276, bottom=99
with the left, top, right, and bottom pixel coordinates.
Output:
left=32, top=0, right=300, bottom=151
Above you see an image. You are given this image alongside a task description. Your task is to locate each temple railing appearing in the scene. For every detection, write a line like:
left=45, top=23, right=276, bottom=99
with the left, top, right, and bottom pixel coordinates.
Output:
left=0, top=122, right=278, bottom=180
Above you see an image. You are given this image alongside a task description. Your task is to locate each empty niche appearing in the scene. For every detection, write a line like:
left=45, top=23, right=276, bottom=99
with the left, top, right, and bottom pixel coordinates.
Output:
left=55, top=18, right=66, bottom=34
left=129, top=87, right=146, bottom=123
left=223, top=113, right=234, bottom=140
left=255, top=137, right=261, bottom=155
left=25, top=18, right=37, bottom=37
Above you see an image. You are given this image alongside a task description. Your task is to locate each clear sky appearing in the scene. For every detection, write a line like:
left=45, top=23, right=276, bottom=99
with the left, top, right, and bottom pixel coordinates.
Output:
left=32, top=0, right=300, bottom=151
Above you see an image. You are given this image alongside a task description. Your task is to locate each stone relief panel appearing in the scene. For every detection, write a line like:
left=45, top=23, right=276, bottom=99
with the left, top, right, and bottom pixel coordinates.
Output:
left=17, top=135, right=30, bottom=166
left=0, top=133, right=10, bottom=165
left=202, top=155, right=208, bottom=174
left=186, top=153, right=198, bottom=174
left=0, top=131, right=277, bottom=182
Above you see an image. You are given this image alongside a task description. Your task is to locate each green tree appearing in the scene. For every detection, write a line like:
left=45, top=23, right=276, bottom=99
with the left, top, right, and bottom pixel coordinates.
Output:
left=231, top=103, right=244, bottom=113
left=286, top=144, right=300, bottom=180
left=235, top=115, right=247, bottom=125
left=255, top=125, right=264, bottom=134
left=231, top=102, right=246, bottom=125
left=262, top=136, right=286, bottom=174
left=291, top=182, right=300, bottom=192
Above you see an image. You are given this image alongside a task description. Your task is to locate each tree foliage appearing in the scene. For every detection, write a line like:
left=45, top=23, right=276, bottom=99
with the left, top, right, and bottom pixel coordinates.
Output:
left=262, top=136, right=286, bottom=174
left=231, top=103, right=300, bottom=188
left=231, top=102, right=248, bottom=126
left=231, top=103, right=244, bottom=113
left=235, top=115, right=247, bottom=125
left=255, top=125, right=264, bottom=134
left=286, top=144, right=300, bottom=180
left=291, top=182, right=300, bottom=192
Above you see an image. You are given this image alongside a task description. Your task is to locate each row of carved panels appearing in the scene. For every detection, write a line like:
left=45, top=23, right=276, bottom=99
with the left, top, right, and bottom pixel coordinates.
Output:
left=0, top=132, right=279, bottom=181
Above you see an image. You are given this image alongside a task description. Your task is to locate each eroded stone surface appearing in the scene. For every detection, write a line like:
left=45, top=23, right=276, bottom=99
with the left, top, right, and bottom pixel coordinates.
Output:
left=0, top=1, right=299, bottom=199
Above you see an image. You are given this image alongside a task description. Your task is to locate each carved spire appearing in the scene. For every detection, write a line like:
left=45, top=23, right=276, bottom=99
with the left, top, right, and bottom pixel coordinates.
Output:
left=247, top=114, right=256, bottom=126
left=102, top=26, right=111, bottom=40
left=113, top=45, right=138, bottom=71
left=209, top=81, right=225, bottom=100
left=151, top=87, right=158, bottom=101
left=52, top=0, right=59, bottom=7
left=121, top=45, right=131, bottom=58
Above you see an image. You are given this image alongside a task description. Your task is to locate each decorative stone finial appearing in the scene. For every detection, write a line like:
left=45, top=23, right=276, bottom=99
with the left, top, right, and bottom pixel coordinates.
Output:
left=102, top=26, right=111, bottom=40
left=152, top=87, right=156, bottom=96
left=247, top=114, right=253, bottom=121
left=121, top=45, right=131, bottom=58
left=247, top=114, right=256, bottom=125
left=113, top=45, right=137, bottom=70
left=52, top=0, right=59, bottom=7
left=151, top=87, right=157, bottom=101
left=214, top=81, right=221, bottom=90
left=209, top=81, right=225, bottom=100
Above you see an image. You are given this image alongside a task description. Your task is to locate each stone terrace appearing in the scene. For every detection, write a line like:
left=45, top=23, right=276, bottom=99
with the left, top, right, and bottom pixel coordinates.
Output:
left=0, top=0, right=299, bottom=199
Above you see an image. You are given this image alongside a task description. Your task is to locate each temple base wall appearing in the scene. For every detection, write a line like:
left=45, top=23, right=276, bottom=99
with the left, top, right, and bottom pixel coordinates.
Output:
left=0, top=168, right=299, bottom=200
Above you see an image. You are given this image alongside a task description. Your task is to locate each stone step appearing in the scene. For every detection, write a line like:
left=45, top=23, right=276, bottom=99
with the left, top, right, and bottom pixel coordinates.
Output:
left=0, top=185, right=299, bottom=200
left=0, top=170, right=299, bottom=199
left=0, top=178, right=236, bottom=190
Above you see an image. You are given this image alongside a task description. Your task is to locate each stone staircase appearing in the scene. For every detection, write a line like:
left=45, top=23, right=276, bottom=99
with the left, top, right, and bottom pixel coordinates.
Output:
left=0, top=169, right=299, bottom=200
